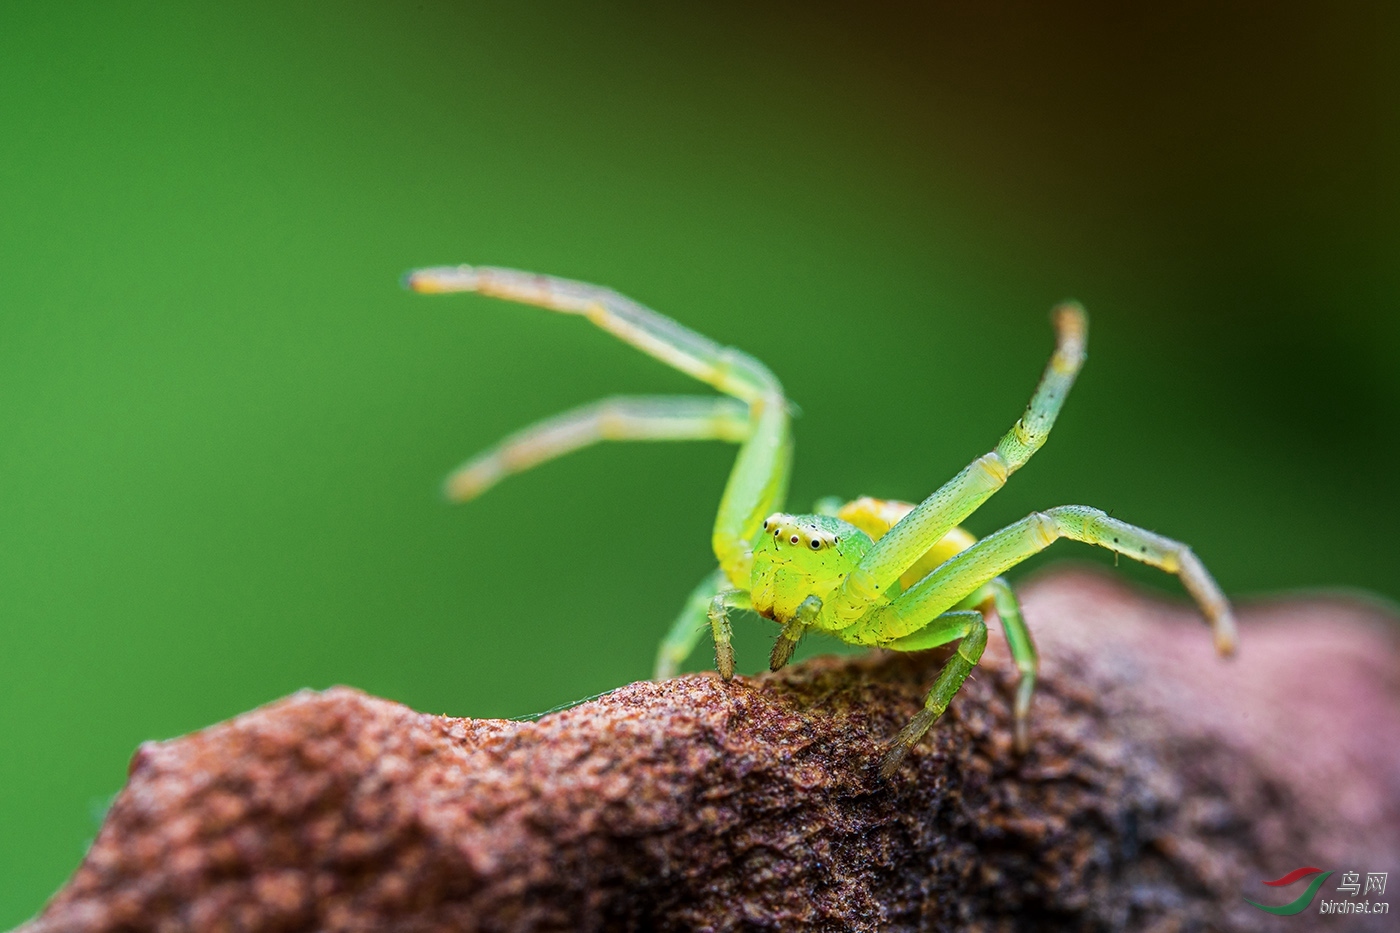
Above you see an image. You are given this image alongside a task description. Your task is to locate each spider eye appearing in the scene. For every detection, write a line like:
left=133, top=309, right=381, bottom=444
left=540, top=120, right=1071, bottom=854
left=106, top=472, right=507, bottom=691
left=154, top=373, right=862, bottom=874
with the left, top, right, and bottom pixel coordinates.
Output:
left=810, top=538, right=821, bottom=550
left=790, top=535, right=800, bottom=545
left=762, top=520, right=770, bottom=530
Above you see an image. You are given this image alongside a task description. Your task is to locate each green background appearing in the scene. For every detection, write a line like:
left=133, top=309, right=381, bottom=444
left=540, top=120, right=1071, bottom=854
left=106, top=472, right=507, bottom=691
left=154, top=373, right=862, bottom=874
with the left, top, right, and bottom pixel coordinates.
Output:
left=1, top=2, right=1395, bottom=923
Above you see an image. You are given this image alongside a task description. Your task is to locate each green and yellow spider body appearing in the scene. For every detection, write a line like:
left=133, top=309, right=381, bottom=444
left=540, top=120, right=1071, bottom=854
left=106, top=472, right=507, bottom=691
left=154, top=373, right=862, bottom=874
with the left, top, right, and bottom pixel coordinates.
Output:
left=406, top=263, right=1237, bottom=776
left=751, top=510, right=977, bottom=638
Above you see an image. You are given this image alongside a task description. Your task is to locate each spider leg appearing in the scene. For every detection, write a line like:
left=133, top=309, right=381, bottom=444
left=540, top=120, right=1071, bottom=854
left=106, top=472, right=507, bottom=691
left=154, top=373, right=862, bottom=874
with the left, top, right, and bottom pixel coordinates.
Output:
left=708, top=588, right=752, bottom=680
left=969, top=577, right=1037, bottom=753
left=406, top=264, right=781, bottom=401
left=878, top=610, right=988, bottom=779
left=407, top=265, right=792, bottom=588
left=820, top=498, right=1038, bottom=750
left=856, top=505, right=1238, bottom=655
left=830, top=496, right=978, bottom=588
left=826, top=304, right=1087, bottom=627
left=654, top=567, right=728, bottom=680
left=769, top=594, right=822, bottom=671
left=712, top=398, right=790, bottom=588
left=444, top=396, right=750, bottom=502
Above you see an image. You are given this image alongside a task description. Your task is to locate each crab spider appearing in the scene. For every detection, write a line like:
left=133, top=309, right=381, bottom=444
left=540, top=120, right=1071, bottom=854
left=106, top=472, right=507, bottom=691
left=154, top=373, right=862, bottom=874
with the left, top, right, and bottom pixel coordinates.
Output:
left=406, top=264, right=1237, bottom=776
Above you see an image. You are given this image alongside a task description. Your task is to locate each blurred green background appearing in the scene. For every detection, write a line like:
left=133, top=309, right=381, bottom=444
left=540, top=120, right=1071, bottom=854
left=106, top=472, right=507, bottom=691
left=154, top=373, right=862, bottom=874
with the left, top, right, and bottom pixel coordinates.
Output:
left=1, top=1, right=1396, bottom=922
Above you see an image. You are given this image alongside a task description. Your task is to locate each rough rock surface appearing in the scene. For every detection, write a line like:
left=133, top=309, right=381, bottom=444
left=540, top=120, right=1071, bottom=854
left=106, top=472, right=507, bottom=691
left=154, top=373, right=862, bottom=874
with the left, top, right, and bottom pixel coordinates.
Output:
left=19, top=570, right=1400, bottom=932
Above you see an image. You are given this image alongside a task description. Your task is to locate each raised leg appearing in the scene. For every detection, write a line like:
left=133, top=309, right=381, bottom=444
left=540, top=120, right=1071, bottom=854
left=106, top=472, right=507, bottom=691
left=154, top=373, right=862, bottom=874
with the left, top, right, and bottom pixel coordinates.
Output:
left=444, top=395, right=750, bottom=501
left=406, top=264, right=793, bottom=589
left=406, top=264, right=783, bottom=401
left=708, top=588, right=752, bottom=680
left=712, top=396, right=790, bottom=588
left=826, top=304, right=1087, bottom=627
left=878, top=610, right=989, bottom=778
left=654, top=567, right=728, bottom=680
left=858, top=505, right=1238, bottom=656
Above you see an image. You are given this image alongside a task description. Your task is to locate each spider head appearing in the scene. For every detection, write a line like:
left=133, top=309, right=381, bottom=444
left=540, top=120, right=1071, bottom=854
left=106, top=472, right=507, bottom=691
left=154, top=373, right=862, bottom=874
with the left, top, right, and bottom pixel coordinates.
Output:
left=750, top=512, right=872, bottom=623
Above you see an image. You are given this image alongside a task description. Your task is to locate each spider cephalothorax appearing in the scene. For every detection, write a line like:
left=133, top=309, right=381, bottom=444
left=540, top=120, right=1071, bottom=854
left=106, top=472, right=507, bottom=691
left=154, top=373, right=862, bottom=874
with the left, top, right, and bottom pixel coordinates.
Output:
left=407, top=263, right=1237, bottom=776
left=750, top=513, right=870, bottom=623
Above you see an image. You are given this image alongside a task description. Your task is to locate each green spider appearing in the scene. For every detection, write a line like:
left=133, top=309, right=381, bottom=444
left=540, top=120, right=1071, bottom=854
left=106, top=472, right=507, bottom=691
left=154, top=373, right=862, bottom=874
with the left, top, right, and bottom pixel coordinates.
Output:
left=405, top=264, right=1237, bottom=776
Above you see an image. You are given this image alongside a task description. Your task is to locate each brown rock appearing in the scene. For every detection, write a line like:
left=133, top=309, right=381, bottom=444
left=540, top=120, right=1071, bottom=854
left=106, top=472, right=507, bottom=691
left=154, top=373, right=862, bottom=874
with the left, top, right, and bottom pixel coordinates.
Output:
left=18, top=570, right=1400, bottom=932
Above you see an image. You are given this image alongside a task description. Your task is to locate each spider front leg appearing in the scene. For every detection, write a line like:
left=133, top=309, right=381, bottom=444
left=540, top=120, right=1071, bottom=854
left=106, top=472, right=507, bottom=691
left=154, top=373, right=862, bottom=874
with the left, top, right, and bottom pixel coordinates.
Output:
left=878, top=609, right=988, bottom=779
